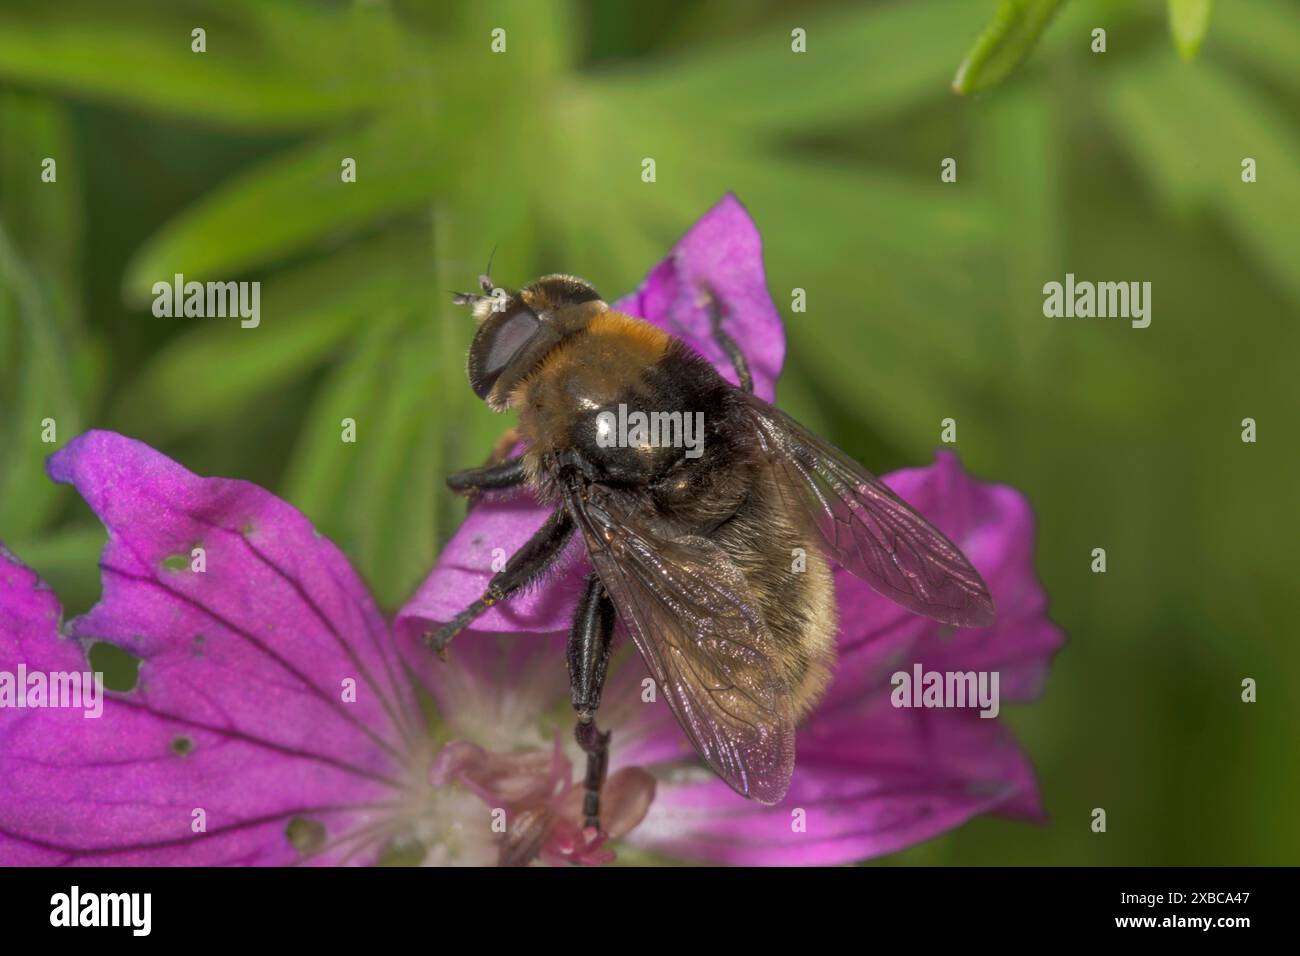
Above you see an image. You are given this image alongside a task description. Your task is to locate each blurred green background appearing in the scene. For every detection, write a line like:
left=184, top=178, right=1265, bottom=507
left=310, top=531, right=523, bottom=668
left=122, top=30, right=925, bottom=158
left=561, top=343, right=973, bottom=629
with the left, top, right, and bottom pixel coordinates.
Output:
left=0, top=0, right=1295, bottom=865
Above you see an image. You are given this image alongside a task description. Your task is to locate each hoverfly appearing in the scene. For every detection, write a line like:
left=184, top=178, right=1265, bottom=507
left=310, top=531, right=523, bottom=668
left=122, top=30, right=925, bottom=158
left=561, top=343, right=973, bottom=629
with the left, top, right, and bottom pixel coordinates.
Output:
left=427, top=269, right=994, bottom=833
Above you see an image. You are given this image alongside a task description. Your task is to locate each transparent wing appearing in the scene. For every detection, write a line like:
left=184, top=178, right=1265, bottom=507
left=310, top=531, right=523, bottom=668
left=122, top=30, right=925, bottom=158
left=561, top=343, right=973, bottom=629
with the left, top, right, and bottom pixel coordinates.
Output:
left=742, top=392, right=996, bottom=628
left=561, top=481, right=795, bottom=804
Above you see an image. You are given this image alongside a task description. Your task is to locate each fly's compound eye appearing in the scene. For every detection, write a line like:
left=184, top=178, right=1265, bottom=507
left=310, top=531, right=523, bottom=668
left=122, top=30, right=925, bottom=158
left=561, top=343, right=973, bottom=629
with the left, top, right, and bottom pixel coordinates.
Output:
left=467, top=303, right=541, bottom=400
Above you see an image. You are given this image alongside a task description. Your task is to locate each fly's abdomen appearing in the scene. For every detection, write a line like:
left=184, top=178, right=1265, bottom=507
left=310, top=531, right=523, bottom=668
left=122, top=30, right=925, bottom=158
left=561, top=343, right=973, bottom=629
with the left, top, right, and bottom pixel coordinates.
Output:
left=712, top=477, right=839, bottom=720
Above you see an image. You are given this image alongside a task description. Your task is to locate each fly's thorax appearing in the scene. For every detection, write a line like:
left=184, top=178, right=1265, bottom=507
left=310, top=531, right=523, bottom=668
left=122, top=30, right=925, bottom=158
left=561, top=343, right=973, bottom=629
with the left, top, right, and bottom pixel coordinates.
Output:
left=514, top=314, right=731, bottom=488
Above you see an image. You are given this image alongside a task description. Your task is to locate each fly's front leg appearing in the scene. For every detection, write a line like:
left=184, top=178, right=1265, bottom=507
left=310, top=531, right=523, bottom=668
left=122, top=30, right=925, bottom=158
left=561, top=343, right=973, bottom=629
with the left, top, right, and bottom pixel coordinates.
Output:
left=446, top=456, right=526, bottom=498
left=568, top=572, right=616, bottom=832
left=424, top=507, right=573, bottom=657
left=447, top=428, right=525, bottom=510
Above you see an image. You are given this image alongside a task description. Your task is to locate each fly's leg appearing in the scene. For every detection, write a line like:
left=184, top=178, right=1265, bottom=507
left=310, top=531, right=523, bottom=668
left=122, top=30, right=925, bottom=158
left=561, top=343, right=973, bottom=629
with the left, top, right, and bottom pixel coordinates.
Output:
left=446, top=456, right=526, bottom=498
left=448, top=427, right=525, bottom=511
left=424, top=507, right=573, bottom=657
left=706, top=291, right=753, bottom=394
left=568, top=572, right=616, bottom=832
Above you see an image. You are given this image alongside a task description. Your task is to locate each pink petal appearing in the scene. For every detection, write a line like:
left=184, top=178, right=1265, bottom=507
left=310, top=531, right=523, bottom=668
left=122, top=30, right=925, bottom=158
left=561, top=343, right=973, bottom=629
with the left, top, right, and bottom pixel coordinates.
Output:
left=630, top=697, right=1042, bottom=866
left=0, top=432, right=417, bottom=865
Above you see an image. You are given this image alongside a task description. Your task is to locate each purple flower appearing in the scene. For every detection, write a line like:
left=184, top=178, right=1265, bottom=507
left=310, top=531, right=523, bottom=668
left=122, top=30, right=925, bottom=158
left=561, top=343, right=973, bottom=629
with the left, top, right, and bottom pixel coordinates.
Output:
left=0, top=196, right=1063, bottom=866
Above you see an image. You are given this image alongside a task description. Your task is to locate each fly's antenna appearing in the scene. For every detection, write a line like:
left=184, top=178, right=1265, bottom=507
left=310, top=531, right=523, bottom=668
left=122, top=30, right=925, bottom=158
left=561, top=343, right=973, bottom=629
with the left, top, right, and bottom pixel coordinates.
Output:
left=478, top=245, right=498, bottom=294
left=452, top=246, right=503, bottom=309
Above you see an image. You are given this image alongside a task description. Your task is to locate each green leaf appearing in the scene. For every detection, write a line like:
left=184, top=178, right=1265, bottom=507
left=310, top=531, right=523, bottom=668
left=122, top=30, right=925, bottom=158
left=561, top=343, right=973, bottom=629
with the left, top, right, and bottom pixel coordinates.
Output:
left=1168, top=0, right=1214, bottom=62
left=592, top=0, right=992, bottom=135
left=123, top=118, right=442, bottom=298
left=1102, top=53, right=1300, bottom=307
left=1213, top=0, right=1300, bottom=98
left=282, top=319, right=396, bottom=525
left=0, top=93, right=83, bottom=293
left=0, top=94, right=93, bottom=539
left=116, top=230, right=429, bottom=437
left=952, top=0, right=1068, bottom=95
left=281, top=312, right=450, bottom=612
left=0, top=227, right=83, bottom=536
left=971, top=84, right=1064, bottom=389
left=0, top=0, right=395, bottom=129
left=349, top=327, right=442, bottom=610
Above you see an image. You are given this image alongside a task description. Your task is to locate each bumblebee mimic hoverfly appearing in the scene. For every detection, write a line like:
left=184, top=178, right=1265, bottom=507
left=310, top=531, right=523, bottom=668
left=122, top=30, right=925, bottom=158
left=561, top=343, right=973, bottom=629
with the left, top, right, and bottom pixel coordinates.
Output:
left=427, top=269, right=995, bottom=833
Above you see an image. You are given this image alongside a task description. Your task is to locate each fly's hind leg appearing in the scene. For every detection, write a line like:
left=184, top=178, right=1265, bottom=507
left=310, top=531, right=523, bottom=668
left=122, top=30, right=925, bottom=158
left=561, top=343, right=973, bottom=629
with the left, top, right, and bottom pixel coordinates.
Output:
left=568, top=572, right=616, bottom=832
left=705, top=290, right=753, bottom=394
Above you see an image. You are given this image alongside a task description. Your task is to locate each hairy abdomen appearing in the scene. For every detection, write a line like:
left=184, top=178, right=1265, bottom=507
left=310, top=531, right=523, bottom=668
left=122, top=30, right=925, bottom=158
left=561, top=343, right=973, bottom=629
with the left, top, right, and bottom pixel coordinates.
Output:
left=711, top=474, right=838, bottom=721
